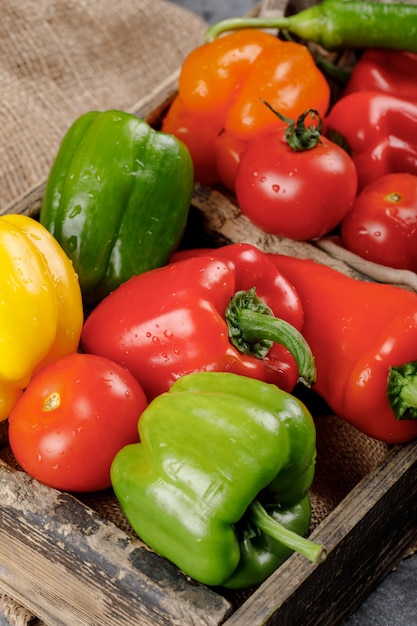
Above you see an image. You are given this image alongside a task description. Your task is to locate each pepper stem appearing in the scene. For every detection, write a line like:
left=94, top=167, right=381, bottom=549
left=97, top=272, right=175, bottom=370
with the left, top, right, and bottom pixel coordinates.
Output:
left=249, top=500, right=326, bottom=564
left=225, top=288, right=316, bottom=387
left=204, top=1, right=417, bottom=54
left=205, top=16, right=293, bottom=43
left=387, top=362, right=417, bottom=420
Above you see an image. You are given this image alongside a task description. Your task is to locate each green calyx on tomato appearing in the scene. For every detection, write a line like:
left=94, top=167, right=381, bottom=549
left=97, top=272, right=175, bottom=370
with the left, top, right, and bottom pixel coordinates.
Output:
left=260, top=101, right=322, bottom=152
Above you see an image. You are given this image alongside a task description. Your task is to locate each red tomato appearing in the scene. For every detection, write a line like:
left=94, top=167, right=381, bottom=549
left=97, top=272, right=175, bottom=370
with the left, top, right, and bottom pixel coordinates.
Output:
left=341, top=173, right=417, bottom=271
left=235, top=124, right=358, bottom=240
left=8, top=353, right=147, bottom=492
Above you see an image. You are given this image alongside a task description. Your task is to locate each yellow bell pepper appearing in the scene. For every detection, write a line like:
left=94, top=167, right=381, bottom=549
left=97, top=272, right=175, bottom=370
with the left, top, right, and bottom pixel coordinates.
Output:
left=0, top=214, right=83, bottom=421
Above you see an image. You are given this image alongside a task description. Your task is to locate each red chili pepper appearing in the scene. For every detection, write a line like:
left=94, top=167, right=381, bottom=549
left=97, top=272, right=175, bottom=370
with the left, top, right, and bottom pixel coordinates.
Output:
left=268, top=253, right=417, bottom=444
left=162, top=29, right=330, bottom=191
left=81, top=243, right=315, bottom=400
left=324, top=91, right=417, bottom=191
left=344, top=49, right=417, bottom=103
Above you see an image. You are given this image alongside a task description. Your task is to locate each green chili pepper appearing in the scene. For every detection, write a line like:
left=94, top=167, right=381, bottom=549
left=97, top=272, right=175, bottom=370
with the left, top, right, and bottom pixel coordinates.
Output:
left=111, top=371, right=325, bottom=589
left=40, top=110, right=193, bottom=305
left=205, top=0, right=417, bottom=53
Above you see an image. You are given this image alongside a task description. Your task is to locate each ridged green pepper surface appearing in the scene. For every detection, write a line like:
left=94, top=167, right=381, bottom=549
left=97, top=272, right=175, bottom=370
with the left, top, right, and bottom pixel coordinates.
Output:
left=40, top=110, right=194, bottom=304
left=111, top=371, right=324, bottom=589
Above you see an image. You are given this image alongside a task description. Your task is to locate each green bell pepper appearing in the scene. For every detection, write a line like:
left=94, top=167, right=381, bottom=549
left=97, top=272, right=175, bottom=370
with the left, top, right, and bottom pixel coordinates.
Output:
left=111, top=371, right=325, bottom=589
left=40, top=110, right=194, bottom=304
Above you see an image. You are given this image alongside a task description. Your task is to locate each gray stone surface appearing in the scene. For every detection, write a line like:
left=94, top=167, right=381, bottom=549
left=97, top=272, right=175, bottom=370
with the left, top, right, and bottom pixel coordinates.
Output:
left=169, top=0, right=259, bottom=23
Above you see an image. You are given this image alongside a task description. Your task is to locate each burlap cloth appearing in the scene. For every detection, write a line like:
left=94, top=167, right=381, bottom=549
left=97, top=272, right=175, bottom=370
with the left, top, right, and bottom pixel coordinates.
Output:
left=0, top=1, right=412, bottom=624
left=0, top=0, right=207, bottom=210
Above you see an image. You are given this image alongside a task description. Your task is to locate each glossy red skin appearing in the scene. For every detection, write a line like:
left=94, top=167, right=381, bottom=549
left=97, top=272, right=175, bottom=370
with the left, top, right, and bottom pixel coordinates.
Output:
left=81, top=243, right=305, bottom=400
left=344, top=49, right=417, bottom=103
left=269, top=253, right=417, bottom=444
left=8, top=353, right=147, bottom=492
left=341, top=173, right=417, bottom=271
left=324, top=91, right=417, bottom=191
left=235, top=130, right=357, bottom=240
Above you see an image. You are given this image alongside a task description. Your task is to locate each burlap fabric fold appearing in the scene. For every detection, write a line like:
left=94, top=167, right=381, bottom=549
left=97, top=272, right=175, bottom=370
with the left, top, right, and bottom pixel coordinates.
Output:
left=0, top=0, right=207, bottom=211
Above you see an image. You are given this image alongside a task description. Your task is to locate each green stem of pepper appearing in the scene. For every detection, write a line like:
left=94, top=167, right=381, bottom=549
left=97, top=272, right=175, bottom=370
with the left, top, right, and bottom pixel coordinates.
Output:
left=387, top=362, right=417, bottom=420
left=204, top=0, right=417, bottom=53
left=226, top=288, right=316, bottom=387
left=249, top=500, right=326, bottom=564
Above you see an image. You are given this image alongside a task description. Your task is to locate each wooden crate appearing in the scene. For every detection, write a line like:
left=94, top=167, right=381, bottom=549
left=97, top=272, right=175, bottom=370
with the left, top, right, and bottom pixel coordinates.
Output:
left=1, top=10, right=417, bottom=626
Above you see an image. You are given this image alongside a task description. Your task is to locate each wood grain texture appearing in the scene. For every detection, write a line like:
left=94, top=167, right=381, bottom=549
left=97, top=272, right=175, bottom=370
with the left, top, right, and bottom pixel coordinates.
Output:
left=0, top=460, right=232, bottom=626
left=223, top=443, right=417, bottom=625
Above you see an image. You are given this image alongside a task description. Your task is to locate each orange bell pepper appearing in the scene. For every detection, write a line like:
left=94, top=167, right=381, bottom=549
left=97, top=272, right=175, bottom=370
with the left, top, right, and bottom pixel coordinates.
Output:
left=162, top=29, right=330, bottom=190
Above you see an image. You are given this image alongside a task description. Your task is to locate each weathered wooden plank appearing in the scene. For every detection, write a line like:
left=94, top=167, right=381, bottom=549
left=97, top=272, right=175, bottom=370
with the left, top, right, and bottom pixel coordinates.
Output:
left=190, top=184, right=368, bottom=279
left=0, top=460, right=232, bottom=626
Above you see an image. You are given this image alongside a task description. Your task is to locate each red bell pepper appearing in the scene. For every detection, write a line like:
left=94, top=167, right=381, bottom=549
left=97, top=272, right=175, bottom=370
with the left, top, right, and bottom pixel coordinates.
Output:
left=81, top=243, right=315, bottom=400
left=324, top=91, right=417, bottom=191
left=344, top=49, right=417, bottom=103
left=268, top=254, right=417, bottom=444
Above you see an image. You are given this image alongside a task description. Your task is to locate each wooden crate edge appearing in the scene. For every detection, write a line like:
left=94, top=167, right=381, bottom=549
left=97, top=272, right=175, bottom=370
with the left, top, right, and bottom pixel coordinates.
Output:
left=0, top=459, right=232, bottom=626
left=223, top=442, right=417, bottom=625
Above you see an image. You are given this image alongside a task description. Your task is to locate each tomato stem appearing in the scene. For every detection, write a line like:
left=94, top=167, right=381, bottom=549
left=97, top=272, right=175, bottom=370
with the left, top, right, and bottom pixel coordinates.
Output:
left=261, top=101, right=322, bottom=152
left=226, top=288, right=316, bottom=387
